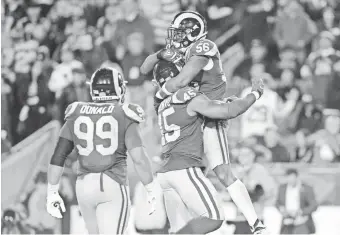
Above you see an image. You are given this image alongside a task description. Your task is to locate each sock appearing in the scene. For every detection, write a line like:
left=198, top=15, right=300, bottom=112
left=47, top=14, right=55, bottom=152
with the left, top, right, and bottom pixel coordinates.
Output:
left=227, top=179, right=258, bottom=226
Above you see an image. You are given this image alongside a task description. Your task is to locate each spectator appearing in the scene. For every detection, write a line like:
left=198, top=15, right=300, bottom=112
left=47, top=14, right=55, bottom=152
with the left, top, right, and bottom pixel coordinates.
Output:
left=140, top=0, right=180, bottom=48
left=240, top=80, right=298, bottom=138
left=96, top=4, right=122, bottom=32
left=239, top=0, right=274, bottom=50
left=275, top=69, right=297, bottom=98
left=276, top=169, right=318, bottom=234
left=13, top=39, right=39, bottom=74
left=16, top=2, right=50, bottom=44
left=114, top=0, right=155, bottom=54
left=300, top=31, right=340, bottom=109
left=3, top=0, right=26, bottom=31
left=57, top=61, right=91, bottom=123
left=1, top=206, right=34, bottom=234
left=257, top=126, right=291, bottom=162
left=16, top=60, right=53, bottom=141
left=274, top=47, right=301, bottom=78
left=204, top=0, right=235, bottom=41
left=233, top=39, right=272, bottom=82
left=1, top=69, right=15, bottom=147
left=83, top=0, right=107, bottom=27
left=303, top=110, right=340, bottom=163
left=293, top=95, right=323, bottom=134
left=63, top=13, right=103, bottom=76
left=273, top=0, right=317, bottom=63
left=233, top=145, right=277, bottom=234
left=48, top=48, right=77, bottom=99
left=122, top=32, right=150, bottom=108
left=95, top=4, right=123, bottom=64
left=317, top=6, right=339, bottom=34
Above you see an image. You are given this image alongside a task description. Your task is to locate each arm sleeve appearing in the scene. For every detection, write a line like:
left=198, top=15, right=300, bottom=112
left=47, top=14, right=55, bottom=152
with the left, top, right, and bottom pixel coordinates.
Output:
left=50, top=123, right=74, bottom=166
left=125, top=122, right=143, bottom=150
left=50, top=137, right=74, bottom=166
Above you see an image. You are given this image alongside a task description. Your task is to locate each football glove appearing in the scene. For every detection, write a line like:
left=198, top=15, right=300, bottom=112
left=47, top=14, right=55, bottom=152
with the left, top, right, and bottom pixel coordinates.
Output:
left=145, top=181, right=157, bottom=215
left=46, top=184, right=66, bottom=219
left=156, top=48, right=185, bottom=68
left=251, top=77, right=264, bottom=100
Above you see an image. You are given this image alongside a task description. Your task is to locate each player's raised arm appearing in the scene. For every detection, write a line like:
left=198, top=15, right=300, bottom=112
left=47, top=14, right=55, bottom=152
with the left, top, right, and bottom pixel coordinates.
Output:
left=47, top=122, right=74, bottom=218
left=187, top=78, right=264, bottom=120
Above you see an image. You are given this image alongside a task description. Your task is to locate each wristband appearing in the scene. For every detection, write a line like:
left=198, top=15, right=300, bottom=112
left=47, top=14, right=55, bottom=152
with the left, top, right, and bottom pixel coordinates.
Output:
left=161, top=84, right=173, bottom=96
left=48, top=183, right=60, bottom=193
left=251, top=91, right=260, bottom=100
left=145, top=181, right=156, bottom=193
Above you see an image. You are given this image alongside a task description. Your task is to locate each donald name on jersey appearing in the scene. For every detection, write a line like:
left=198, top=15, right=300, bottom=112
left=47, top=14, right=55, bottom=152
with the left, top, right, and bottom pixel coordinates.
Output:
left=80, top=105, right=115, bottom=115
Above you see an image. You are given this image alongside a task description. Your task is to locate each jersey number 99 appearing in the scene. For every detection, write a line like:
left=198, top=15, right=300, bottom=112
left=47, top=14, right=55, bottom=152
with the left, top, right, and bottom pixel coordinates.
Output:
left=158, top=107, right=180, bottom=146
left=74, top=116, right=118, bottom=156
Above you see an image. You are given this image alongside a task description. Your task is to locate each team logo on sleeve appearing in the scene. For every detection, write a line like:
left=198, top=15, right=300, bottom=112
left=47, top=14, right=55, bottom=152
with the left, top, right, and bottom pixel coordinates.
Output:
left=122, top=103, right=145, bottom=123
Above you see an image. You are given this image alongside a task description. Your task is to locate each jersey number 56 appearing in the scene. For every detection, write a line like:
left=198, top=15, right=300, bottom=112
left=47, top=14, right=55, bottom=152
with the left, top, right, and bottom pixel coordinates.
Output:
left=74, top=116, right=118, bottom=156
left=158, top=107, right=180, bottom=146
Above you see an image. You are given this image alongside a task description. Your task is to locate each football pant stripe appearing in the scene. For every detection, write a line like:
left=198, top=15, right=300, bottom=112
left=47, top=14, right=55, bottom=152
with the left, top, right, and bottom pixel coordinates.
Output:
left=117, top=185, right=126, bottom=234
left=193, top=167, right=221, bottom=220
left=186, top=168, right=212, bottom=218
left=220, top=123, right=231, bottom=163
left=121, top=186, right=129, bottom=234
left=215, top=121, right=227, bottom=164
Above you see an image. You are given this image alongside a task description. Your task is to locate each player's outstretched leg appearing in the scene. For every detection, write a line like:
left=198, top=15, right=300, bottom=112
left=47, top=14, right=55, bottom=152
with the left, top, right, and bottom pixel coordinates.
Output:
left=204, top=121, right=269, bottom=234
left=213, top=164, right=268, bottom=234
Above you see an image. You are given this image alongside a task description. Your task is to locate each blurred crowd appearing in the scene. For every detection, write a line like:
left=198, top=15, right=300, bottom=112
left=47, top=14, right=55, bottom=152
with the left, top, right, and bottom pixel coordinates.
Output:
left=225, top=0, right=340, bottom=165
left=2, top=0, right=340, bottom=234
left=2, top=0, right=340, bottom=161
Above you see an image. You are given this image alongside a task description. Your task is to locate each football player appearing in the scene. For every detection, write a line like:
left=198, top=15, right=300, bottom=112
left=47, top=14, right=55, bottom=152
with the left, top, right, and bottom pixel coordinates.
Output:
left=46, top=67, right=157, bottom=234
left=153, top=60, right=264, bottom=234
left=141, top=11, right=268, bottom=234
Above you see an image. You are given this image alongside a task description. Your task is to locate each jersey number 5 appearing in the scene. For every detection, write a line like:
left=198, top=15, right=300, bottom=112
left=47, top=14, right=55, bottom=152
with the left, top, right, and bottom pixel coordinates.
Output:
left=74, top=116, right=118, bottom=156
left=158, top=107, right=180, bottom=146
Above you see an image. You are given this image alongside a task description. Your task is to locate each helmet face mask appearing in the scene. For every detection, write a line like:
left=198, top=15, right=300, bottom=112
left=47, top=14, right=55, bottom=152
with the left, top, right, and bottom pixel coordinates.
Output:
left=167, top=11, right=207, bottom=50
left=90, top=67, right=126, bottom=102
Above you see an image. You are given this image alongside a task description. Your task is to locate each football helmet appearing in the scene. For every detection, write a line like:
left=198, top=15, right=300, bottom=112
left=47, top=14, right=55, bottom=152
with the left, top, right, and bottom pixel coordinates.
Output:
left=167, top=11, right=207, bottom=50
left=153, top=60, right=180, bottom=88
left=89, top=67, right=126, bottom=102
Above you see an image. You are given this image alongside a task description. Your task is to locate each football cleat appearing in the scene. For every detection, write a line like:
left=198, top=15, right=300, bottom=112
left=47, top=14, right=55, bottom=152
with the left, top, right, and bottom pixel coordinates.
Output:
left=251, top=219, right=271, bottom=235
